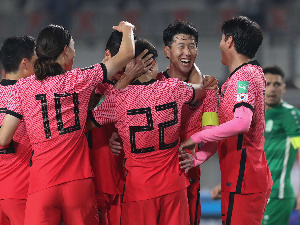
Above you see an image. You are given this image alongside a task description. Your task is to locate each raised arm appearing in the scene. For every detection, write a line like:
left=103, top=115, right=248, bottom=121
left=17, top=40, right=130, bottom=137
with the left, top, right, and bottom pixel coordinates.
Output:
left=0, top=114, right=21, bottom=146
left=104, top=21, right=135, bottom=80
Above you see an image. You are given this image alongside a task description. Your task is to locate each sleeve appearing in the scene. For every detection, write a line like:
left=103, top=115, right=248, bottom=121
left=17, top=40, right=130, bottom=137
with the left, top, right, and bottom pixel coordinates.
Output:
left=190, top=106, right=253, bottom=144
left=202, top=90, right=219, bottom=127
left=231, top=74, right=255, bottom=113
left=177, top=80, right=195, bottom=103
left=94, top=80, right=114, bottom=96
left=282, top=108, right=300, bottom=149
left=90, top=90, right=117, bottom=127
left=6, top=81, right=23, bottom=120
left=76, top=63, right=108, bottom=89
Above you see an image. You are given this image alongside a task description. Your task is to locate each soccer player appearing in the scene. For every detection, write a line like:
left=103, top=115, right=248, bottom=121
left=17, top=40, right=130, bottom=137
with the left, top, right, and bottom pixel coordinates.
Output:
left=109, top=20, right=218, bottom=225
left=88, top=38, right=207, bottom=225
left=179, top=16, right=273, bottom=225
left=88, top=31, right=152, bottom=225
left=0, top=21, right=136, bottom=225
left=261, top=66, right=300, bottom=225
left=0, top=36, right=36, bottom=225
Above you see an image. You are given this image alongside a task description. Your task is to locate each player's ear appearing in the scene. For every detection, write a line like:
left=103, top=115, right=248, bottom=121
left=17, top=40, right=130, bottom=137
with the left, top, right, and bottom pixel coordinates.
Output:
left=103, top=50, right=112, bottom=62
left=227, top=36, right=234, bottom=49
left=164, top=46, right=171, bottom=59
left=20, top=58, right=28, bottom=70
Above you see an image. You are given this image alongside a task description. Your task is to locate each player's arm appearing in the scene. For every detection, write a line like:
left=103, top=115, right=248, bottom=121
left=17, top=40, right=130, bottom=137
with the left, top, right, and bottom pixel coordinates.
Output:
left=86, top=91, right=117, bottom=130
left=297, top=147, right=300, bottom=214
left=0, top=114, right=21, bottom=146
left=211, top=183, right=221, bottom=200
left=188, top=64, right=218, bottom=103
left=292, top=139, right=300, bottom=214
left=104, top=21, right=135, bottom=81
left=179, top=105, right=252, bottom=151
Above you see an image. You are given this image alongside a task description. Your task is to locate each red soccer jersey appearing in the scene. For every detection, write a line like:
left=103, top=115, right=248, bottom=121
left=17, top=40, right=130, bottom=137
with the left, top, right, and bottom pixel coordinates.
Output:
left=7, top=63, right=107, bottom=194
left=91, top=78, right=195, bottom=202
left=89, top=80, right=125, bottom=196
left=218, top=61, right=272, bottom=194
left=0, top=79, right=32, bottom=199
left=157, top=71, right=218, bottom=180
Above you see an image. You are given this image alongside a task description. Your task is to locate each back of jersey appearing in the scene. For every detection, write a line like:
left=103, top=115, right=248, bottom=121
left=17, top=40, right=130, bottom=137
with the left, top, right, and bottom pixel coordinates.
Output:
left=0, top=80, right=31, bottom=199
left=111, top=78, right=194, bottom=202
left=7, top=64, right=107, bottom=194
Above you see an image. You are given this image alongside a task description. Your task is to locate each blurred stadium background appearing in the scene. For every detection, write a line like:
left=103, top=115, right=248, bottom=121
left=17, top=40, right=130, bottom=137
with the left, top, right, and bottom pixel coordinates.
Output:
left=0, top=0, right=299, bottom=224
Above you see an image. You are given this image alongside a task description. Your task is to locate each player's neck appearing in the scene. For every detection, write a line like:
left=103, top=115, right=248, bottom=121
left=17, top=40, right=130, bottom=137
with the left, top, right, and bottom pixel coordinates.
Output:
left=5, top=72, right=22, bottom=81
left=228, top=54, right=250, bottom=74
left=167, top=67, right=189, bottom=81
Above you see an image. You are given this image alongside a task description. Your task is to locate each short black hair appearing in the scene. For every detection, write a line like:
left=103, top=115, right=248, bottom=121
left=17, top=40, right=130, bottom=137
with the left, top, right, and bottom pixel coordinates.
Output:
left=163, top=20, right=198, bottom=47
left=263, top=65, right=285, bottom=80
left=0, top=36, right=35, bottom=74
left=134, top=39, right=158, bottom=60
left=221, top=16, right=263, bottom=59
left=105, top=31, right=139, bottom=57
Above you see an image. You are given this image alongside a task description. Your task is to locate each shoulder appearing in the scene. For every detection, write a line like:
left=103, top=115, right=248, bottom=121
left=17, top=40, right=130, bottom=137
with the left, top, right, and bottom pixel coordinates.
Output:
left=281, top=102, right=300, bottom=115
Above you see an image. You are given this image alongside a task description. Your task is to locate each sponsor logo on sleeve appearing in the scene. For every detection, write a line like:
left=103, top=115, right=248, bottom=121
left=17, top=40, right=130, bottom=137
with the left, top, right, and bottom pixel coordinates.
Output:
left=237, top=81, right=249, bottom=102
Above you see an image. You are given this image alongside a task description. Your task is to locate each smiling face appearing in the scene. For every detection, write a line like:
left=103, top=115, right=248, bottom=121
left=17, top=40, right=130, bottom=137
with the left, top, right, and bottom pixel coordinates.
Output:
left=265, top=73, right=286, bottom=109
left=165, top=33, right=197, bottom=77
left=219, top=34, right=230, bottom=66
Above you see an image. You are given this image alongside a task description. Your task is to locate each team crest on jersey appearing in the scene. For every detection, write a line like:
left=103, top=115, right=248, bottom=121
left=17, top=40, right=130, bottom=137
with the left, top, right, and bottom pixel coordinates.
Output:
left=237, top=81, right=249, bottom=102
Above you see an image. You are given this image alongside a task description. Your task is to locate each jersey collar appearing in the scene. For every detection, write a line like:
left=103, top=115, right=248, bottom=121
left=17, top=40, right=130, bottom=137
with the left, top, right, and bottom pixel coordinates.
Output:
left=0, top=79, right=17, bottom=86
left=131, top=79, right=157, bottom=85
left=229, top=60, right=261, bottom=77
left=163, top=69, right=189, bottom=82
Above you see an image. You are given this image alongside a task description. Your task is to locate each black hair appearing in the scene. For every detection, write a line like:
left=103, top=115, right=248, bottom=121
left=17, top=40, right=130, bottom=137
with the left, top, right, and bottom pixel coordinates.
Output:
left=105, top=31, right=139, bottom=57
left=34, top=24, right=71, bottom=80
left=0, top=36, right=35, bottom=74
left=263, top=65, right=285, bottom=80
left=134, top=39, right=158, bottom=60
left=221, top=16, right=263, bottom=59
left=163, top=20, right=198, bottom=47
left=105, top=31, right=123, bottom=57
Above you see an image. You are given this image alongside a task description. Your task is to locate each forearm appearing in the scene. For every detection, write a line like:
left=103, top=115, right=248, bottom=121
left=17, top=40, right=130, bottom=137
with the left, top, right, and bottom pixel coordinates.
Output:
left=0, top=114, right=20, bottom=146
left=194, top=141, right=218, bottom=166
left=191, top=106, right=253, bottom=144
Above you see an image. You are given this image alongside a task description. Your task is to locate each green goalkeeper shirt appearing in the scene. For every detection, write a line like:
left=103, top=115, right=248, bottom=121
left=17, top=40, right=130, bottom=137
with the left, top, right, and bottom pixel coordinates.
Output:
left=265, top=101, right=300, bottom=199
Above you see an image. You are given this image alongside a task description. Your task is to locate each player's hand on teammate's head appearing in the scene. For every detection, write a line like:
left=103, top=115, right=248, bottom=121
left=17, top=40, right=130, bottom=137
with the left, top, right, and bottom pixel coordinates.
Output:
left=124, top=49, right=153, bottom=80
left=112, top=21, right=135, bottom=33
left=109, top=132, right=123, bottom=156
left=203, top=75, right=219, bottom=93
left=211, top=183, right=221, bottom=200
left=178, top=150, right=194, bottom=173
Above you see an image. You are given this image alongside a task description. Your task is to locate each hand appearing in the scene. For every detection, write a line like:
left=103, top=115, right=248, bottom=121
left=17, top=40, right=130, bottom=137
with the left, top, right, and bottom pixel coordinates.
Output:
left=203, top=75, right=219, bottom=93
left=112, top=21, right=135, bottom=33
left=149, top=60, right=158, bottom=79
left=296, top=193, right=300, bottom=214
left=125, top=49, right=153, bottom=80
left=178, top=150, right=195, bottom=173
left=179, top=138, right=196, bottom=153
left=211, top=183, right=221, bottom=200
left=109, top=132, right=123, bottom=156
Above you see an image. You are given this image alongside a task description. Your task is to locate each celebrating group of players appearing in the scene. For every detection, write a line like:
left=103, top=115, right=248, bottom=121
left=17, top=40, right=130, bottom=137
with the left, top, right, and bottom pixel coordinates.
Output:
left=0, top=15, right=274, bottom=225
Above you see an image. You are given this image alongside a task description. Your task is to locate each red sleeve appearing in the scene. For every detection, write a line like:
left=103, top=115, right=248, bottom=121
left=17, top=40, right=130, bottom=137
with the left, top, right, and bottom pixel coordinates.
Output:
left=6, top=80, right=23, bottom=120
left=90, top=90, right=117, bottom=126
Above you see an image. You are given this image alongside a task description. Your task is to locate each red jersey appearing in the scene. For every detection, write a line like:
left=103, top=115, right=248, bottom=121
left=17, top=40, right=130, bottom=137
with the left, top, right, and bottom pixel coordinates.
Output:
left=218, top=61, right=272, bottom=194
left=91, top=78, right=195, bottom=202
left=0, top=79, right=32, bottom=199
left=7, top=63, right=107, bottom=194
left=157, top=71, right=218, bottom=180
left=89, top=80, right=125, bottom=195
